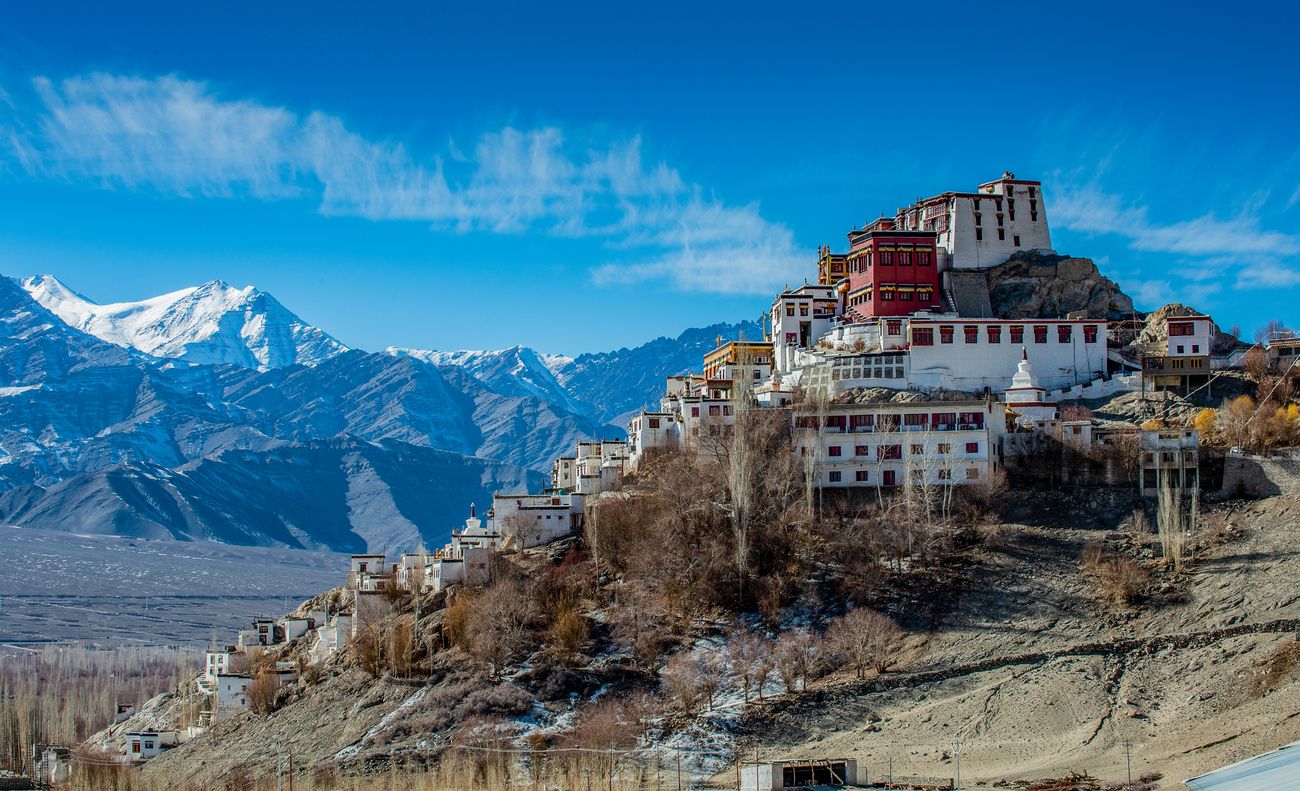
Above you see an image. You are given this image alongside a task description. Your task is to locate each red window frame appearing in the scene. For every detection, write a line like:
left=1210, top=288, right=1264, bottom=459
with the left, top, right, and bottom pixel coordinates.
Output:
left=912, top=327, right=934, bottom=346
left=1058, top=325, right=1072, bottom=343
left=877, top=444, right=902, bottom=461
left=987, top=326, right=1002, bottom=343
left=1083, top=325, right=1098, bottom=343
left=964, top=325, right=978, bottom=343
left=940, top=326, right=955, bottom=344
left=1033, top=325, right=1048, bottom=344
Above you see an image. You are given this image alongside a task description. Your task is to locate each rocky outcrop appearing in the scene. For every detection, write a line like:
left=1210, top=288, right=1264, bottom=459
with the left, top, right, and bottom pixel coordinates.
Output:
left=1134, top=303, right=1242, bottom=355
left=985, top=252, right=1136, bottom=320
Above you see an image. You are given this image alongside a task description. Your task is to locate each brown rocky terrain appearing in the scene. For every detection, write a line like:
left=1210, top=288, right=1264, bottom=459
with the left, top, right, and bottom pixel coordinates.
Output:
left=983, top=253, right=1136, bottom=321
left=735, top=492, right=1300, bottom=789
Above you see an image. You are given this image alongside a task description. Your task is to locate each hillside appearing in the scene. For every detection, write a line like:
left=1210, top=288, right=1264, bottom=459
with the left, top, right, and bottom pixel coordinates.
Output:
left=102, top=476, right=1300, bottom=790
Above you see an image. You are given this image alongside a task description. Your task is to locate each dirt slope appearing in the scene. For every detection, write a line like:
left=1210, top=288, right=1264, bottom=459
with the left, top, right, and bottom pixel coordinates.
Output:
left=738, top=495, right=1300, bottom=789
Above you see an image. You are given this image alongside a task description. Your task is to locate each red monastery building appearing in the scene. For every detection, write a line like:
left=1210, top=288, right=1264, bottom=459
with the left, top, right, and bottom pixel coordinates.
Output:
left=836, top=218, right=943, bottom=320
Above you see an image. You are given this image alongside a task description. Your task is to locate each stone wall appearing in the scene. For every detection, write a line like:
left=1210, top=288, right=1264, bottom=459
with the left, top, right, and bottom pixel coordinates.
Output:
left=1217, top=449, right=1300, bottom=498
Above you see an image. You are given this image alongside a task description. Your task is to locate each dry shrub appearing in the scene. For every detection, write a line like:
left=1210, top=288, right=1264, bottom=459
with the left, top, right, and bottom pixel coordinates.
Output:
left=245, top=670, right=281, bottom=715
left=775, top=628, right=817, bottom=693
left=1081, top=544, right=1151, bottom=607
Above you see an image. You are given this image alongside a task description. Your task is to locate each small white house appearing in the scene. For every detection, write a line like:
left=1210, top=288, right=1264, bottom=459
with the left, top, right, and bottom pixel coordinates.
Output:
left=215, top=674, right=253, bottom=717
left=126, top=730, right=176, bottom=762
left=309, top=616, right=352, bottom=664
left=278, top=616, right=314, bottom=641
left=1166, top=314, right=1214, bottom=357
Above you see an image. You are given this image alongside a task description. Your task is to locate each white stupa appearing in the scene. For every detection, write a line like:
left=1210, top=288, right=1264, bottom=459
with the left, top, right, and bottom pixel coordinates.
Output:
left=1004, top=347, right=1057, bottom=422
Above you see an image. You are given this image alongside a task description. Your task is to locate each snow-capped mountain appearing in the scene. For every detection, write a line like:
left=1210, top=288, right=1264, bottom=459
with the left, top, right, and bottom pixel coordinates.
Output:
left=21, top=274, right=348, bottom=371
left=0, top=273, right=758, bottom=551
left=388, top=345, right=583, bottom=417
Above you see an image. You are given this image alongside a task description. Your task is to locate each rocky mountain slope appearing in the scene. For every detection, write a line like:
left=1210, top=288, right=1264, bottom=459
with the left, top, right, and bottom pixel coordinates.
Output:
left=0, top=275, right=757, bottom=551
left=22, top=274, right=349, bottom=370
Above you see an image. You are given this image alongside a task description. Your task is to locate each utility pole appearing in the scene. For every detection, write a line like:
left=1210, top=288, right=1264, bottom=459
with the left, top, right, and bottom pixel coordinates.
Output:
left=953, top=737, right=962, bottom=791
left=1124, top=740, right=1132, bottom=788
left=676, top=754, right=682, bottom=791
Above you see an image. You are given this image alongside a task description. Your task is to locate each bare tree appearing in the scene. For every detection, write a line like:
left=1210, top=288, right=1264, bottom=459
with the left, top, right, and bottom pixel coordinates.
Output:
left=825, top=608, right=903, bottom=678
left=775, top=629, right=816, bottom=693
left=246, top=670, right=281, bottom=715
left=660, top=652, right=704, bottom=713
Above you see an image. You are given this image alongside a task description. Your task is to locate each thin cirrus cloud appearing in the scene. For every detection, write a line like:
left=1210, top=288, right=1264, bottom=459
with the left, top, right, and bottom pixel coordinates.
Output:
left=2, top=72, right=804, bottom=294
left=1052, top=183, right=1300, bottom=258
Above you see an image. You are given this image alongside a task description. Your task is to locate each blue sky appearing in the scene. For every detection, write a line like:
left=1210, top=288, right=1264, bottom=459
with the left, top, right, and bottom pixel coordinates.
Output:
left=1, top=2, right=1297, bottom=353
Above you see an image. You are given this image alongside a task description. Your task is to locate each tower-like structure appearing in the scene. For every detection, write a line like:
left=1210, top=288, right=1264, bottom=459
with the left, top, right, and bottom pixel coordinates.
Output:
left=1004, top=348, right=1057, bottom=422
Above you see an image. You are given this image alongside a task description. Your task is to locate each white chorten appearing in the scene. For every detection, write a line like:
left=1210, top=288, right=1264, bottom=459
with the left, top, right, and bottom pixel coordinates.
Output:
left=1004, top=347, right=1057, bottom=422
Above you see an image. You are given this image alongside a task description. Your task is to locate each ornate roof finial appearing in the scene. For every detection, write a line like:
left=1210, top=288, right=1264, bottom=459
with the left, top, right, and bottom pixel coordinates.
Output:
left=1021, top=346, right=1028, bottom=361
left=470, top=502, right=476, bottom=518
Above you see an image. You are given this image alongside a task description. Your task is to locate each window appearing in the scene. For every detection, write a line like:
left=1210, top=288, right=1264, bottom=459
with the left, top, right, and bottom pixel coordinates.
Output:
left=937, top=443, right=951, bottom=454
left=799, top=305, right=809, bottom=316
left=997, top=213, right=1004, bottom=227
left=1083, top=325, right=1098, bottom=343
left=975, top=228, right=983, bottom=241
left=1008, top=199, right=1015, bottom=221
left=1192, top=344, right=1200, bottom=353
left=648, top=417, right=660, bottom=429
left=828, top=471, right=841, bottom=483
left=691, top=406, right=700, bottom=417
left=1058, top=325, right=1072, bottom=343
left=1177, top=345, right=1184, bottom=354
left=1034, top=325, right=1048, bottom=344
left=940, top=325, right=955, bottom=344
left=878, top=444, right=902, bottom=460
left=850, top=414, right=873, bottom=430
left=886, top=320, right=902, bottom=335
left=828, top=446, right=842, bottom=457
left=880, top=251, right=893, bottom=265
left=855, top=445, right=869, bottom=456
left=974, top=212, right=982, bottom=226
left=998, top=228, right=1006, bottom=240
left=938, top=468, right=952, bottom=480
left=785, top=304, right=794, bottom=316
left=966, top=442, right=979, bottom=453
left=911, top=469, right=925, bottom=482
left=903, top=413, right=928, bottom=428
left=964, top=325, right=978, bottom=343
left=966, top=467, right=980, bottom=480
left=855, top=470, right=869, bottom=482
left=883, top=470, right=897, bottom=486
left=1013, top=235, right=1021, bottom=246
left=881, top=290, right=894, bottom=301
left=1169, top=322, right=1194, bottom=336
left=900, top=290, right=914, bottom=301
left=912, top=327, right=934, bottom=346
left=910, top=443, right=923, bottom=455
left=723, top=405, right=734, bottom=416
left=899, top=251, right=911, bottom=265
left=917, top=251, right=931, bottom=265
left=708, top=405, right=720, bottom=416
left=987, top=325, right=1002, bottom=343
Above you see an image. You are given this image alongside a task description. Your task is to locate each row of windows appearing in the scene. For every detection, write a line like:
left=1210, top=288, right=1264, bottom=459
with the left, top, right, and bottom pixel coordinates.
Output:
left=912, top=324, right=1099, bottom=346
left=796, top=412, right=986, bottom=430
left=826, top=467, right=981, bottom=483
left=690, top=404, right=735, bottom=417
left=823, top=441, right=981, bottom=458
left=849, top=249, right=934, bottom=272
left=975, top=228, right=1020, bottom=244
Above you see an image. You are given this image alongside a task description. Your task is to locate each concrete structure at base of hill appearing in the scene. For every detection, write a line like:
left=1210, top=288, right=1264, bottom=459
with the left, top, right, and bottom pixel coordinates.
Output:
left=740, top=758, right=858, bottom=790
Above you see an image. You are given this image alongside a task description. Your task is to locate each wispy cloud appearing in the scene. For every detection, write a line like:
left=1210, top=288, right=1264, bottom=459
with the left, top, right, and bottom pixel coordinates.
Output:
left=2, top=72, right=803, bottom=294
left=1053, top=182, right=1300, bottom=257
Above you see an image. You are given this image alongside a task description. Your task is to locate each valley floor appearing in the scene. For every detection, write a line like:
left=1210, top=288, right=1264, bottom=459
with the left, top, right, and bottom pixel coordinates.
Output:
left=0, top=527, right=347, bottom=645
